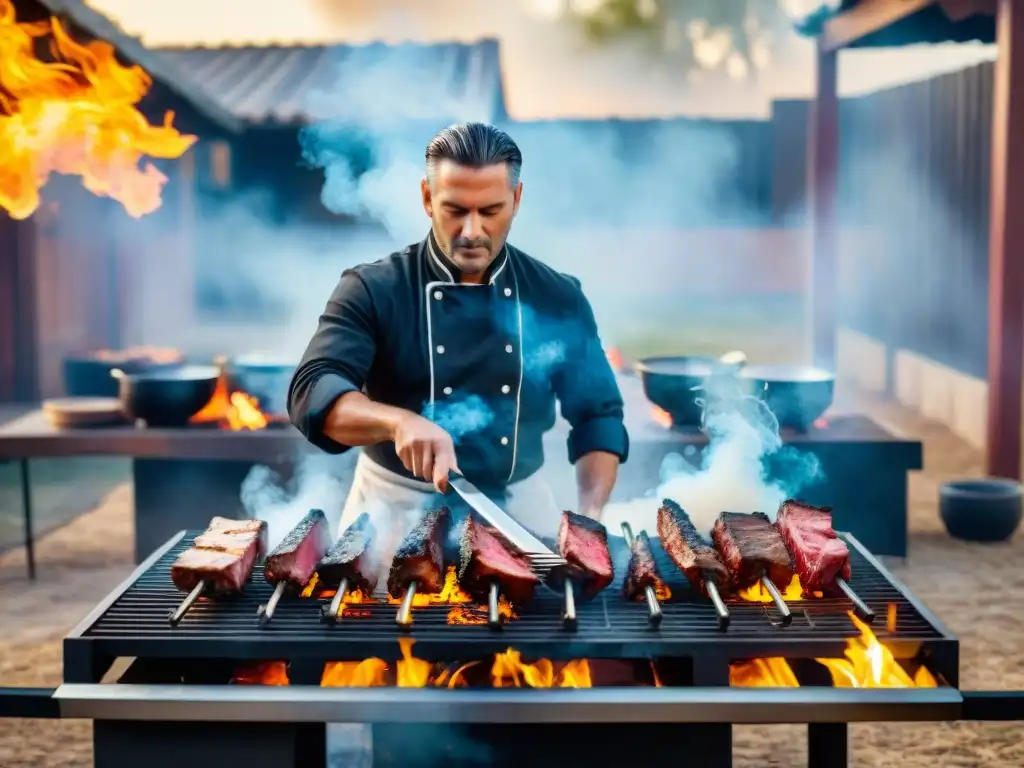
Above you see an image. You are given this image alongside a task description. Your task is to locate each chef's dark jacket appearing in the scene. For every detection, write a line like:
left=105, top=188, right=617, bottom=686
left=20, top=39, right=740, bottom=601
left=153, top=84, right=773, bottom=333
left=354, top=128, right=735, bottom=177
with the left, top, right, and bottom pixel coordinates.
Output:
left=288, top=233, right=629, bottom=491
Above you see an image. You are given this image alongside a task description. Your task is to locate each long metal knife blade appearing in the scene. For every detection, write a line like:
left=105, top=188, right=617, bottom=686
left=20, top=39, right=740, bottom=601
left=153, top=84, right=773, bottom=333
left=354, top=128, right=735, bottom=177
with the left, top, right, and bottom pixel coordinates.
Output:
left=447, top=475, right=562, bottom=562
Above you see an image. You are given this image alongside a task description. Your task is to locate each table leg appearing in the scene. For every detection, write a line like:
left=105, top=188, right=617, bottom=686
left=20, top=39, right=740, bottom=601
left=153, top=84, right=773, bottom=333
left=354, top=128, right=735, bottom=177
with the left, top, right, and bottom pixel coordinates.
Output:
left=19, top=459, right=35, bottom=580
left=807, top=723, right=848, bottom=768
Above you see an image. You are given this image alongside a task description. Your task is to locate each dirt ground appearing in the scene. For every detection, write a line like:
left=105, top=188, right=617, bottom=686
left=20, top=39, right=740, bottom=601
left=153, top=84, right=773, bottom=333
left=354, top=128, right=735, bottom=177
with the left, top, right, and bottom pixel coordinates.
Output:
left=1, top=389, right=1023, bottom=767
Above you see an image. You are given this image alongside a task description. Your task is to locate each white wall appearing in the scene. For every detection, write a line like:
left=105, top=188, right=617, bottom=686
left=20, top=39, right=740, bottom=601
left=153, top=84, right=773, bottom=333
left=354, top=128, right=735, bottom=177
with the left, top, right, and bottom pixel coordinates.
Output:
left=90, top=0, right=996, bottom=120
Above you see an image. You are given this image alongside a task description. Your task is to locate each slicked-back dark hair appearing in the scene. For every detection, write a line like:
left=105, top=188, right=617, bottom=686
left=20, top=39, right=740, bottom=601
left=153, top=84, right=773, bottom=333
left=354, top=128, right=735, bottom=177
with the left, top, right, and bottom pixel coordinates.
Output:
left=425, top=122, right=522, bottom=187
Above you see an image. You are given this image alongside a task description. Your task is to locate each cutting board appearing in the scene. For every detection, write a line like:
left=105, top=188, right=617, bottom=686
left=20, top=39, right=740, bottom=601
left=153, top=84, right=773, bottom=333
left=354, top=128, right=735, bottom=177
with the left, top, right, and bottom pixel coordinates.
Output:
left=42, top=397, right=127, bottom=429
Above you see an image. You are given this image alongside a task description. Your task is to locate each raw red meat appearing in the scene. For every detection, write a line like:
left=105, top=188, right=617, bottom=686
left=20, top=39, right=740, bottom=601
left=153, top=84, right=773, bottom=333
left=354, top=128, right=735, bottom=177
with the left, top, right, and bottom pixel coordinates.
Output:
left=711, top=511, right=794, bottom=591
left=776, top=499, right=851, bottom=593
left=553, top=510, right=614, bottom=599
left=458, top=517, right=540, bottom=606
left=264, top=509, right=331, bottom=587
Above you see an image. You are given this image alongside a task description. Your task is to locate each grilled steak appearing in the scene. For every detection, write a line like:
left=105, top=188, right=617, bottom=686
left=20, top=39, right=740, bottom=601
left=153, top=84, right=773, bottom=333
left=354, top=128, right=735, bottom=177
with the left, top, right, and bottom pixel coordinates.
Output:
left=387, top=506, right=451, bottom=596
left=776, top=499, right=851, bottom=594
left=264, top=509, right=331, bottom=587
left=170, top=517, right=266, bottom=594
left=317, top=513, right=378, bottom=594
left=623, top=530, right=662, bottom=601
left=657, top=499, right=728, bottom=594
left=552, top=510, right=613, bottom=599
left=711, top=511, right=794, bottom=590
left=458, top=517, right=540, bottom=606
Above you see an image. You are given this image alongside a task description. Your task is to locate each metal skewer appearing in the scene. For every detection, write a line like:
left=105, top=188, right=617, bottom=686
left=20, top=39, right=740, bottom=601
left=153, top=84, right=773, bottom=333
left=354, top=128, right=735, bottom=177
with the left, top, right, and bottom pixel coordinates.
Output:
left=257, top=581, right=286, bottom=628
left=168, top=580, right=205, bottom=626
left=396, top=581, right=417, bottom=630
left=704, top=579, right=730, bottom=631
left=759, top=571, right=792, bottom=626
left=836, top=577, right=875, bottom=623
left=320, top=578, right=349, bottom=624
left=487, top=582, right=502, bottom=630
left=620, top=522, right=663, bottom=627
left=562, top=581, right=577, bottom=631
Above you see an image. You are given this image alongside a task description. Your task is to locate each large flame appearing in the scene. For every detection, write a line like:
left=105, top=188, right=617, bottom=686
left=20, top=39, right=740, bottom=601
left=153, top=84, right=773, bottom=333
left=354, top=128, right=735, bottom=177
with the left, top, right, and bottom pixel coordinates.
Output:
left=490, top=650, right=592, bottom=689
left=190, top=375, right=270, bottom=431
left=816, top=612, right=939, bottom=688
left=0, top=0, right=196, bottom=219
left=730, top=658, right=799, bottom=687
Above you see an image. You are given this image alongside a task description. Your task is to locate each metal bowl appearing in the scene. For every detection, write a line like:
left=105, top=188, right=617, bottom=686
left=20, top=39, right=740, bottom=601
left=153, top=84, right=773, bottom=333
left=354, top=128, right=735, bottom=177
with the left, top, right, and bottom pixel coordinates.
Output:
left=112, top=365, right=220, bottom=427
left=738, top=364, right=835, bottom=431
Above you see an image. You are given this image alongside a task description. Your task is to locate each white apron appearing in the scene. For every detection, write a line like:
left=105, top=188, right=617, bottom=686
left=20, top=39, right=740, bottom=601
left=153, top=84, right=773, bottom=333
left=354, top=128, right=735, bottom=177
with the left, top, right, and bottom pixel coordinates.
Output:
left=339, top=451, right=561, bottom=590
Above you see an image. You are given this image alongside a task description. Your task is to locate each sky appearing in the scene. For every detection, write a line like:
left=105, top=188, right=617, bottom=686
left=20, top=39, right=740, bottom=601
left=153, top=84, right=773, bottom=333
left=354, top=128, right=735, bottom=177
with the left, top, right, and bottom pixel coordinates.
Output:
left=86, top=0, right=996, bottom=119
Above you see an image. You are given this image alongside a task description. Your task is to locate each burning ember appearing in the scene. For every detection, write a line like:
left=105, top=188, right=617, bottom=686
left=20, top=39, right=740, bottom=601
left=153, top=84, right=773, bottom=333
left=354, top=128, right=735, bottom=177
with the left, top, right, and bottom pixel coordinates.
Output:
left=190, top=375, right=270, bottom=431
left=730, top=612, right=939, bottom=688
left=241, top=639, right=594, bottom=689
left=650, top=405, right=674, bottom=429
left=0, top=0, right=196, bottom=219
left=736, top=574, right=821, bottom=602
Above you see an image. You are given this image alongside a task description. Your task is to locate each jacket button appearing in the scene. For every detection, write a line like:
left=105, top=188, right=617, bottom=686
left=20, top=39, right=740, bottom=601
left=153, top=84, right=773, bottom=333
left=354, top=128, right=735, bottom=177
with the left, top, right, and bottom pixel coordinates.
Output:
left=434, top=290, right=443, bottom=300
left=500, top=436, right=509, bottom=446
left=504, top=288, right=512, bottom=297
left=443, top=386, right=453, bottom=395
left=437, top=345, right=445, bottom=354
left=505, top=344, right=513, bottom=353
left=501, top=385, right=511, bottom=394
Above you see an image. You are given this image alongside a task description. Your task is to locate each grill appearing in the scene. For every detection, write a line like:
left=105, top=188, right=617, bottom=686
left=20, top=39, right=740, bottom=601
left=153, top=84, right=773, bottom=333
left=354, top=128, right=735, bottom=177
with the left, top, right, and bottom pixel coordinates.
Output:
left=53, top=528, right=963, bottom=768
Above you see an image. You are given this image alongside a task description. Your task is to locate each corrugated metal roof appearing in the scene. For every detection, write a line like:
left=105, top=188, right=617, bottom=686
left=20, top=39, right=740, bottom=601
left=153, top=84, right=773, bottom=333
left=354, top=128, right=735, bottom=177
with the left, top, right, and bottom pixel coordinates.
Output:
left=153, top=40, right=508, bottom=127
left=33, top=0, right=243, bottom=132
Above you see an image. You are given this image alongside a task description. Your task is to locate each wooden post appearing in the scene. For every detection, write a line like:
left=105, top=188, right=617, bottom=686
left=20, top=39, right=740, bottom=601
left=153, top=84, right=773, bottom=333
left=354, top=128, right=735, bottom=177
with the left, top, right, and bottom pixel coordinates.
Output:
left=808, top=40, right=839, bottom=371
left=986, top=0, right=1024, bottom=479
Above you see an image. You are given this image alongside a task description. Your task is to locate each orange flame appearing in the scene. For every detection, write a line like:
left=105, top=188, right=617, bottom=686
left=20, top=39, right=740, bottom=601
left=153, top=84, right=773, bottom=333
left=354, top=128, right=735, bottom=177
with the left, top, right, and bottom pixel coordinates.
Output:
left=0, top=0, right=196, bottom=219
left=650, top=405, right=673, bottom=429
left=190, top=376, right=270, bottom=431
left=396, top=637, right=434, bottom=688
left=735, top=574, right=821, bottom=602
left=816, top=612, right=939, bottom=688
left=231, top=661, right=289, bottom=686
left=491, top=649, right=592, bottom=689
left=321, top=658, right=388, bottom=688
left=298, top=572, right=369, bottom=605
left=730, top=658, right=799, bottom=687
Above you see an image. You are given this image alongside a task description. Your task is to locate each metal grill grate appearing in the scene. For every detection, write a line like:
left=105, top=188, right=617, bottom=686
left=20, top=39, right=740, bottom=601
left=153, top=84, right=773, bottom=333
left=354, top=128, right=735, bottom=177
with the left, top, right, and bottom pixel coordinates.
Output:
left=65, top=529, right=953, bottom=684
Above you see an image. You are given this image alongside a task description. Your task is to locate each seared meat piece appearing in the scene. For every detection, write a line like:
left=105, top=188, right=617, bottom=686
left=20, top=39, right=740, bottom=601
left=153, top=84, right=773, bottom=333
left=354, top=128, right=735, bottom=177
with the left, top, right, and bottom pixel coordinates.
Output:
left=657, top=499, right=728, bottom=594
left=317, top=513, right=379, bottom=594
left=552, top=511, right=613, bottom=599
left=458, top=517, right=540, bottom=606
left=622, top=530, right=662, bottom=601
left=711, top=511, right=794, bottom=590
left=264, top=509, right=331, bottom=587
left=170, top=518, right=266, bottom=594
left=387, top=507, right=451, bottom=596
left=776, top=499, right=851, bottom=593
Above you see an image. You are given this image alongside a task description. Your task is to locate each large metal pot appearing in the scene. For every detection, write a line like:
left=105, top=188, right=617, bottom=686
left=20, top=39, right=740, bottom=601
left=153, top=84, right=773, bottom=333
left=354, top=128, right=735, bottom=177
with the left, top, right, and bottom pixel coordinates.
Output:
left=111, top=365, right=220, bottom=427
left=738, top=364, right=835, bottom=431
left=635, top=352, right=746, bottom=427
left=223, top=354, right=297, bottom=417
left=64, top=348, right=183, bottom=398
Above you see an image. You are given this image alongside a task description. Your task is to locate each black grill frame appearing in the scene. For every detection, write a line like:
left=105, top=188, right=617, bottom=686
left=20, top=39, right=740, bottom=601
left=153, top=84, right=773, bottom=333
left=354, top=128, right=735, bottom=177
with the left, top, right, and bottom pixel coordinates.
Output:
left=63, top=530, right=958, bottom=687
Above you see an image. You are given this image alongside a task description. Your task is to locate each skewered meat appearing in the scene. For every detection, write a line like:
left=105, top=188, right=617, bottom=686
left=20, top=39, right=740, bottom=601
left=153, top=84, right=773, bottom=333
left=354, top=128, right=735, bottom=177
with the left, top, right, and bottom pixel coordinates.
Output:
left=622, top=530, right=661, bottom=601
left=657, top=499, right=728, bottom=594
left=170, top=518, right=266, bottom=594
left=458, top=517, right=540, bottom=606
left=712, top=511, right=794, bottom=590
left=387, top=507, right=451, bottom=596
left=776, top=499, right=851, bottom=593
left=317, top=513, right=378, bottom=594
left=552, top=511, right=614, bottom=599
left=264, top=509, right=331, bottom=587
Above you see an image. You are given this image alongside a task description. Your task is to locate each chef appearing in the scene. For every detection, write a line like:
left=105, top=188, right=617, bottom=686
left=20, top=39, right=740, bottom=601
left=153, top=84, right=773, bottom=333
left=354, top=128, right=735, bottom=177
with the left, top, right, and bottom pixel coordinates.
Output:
left=288, top=121, right=628, bottom=542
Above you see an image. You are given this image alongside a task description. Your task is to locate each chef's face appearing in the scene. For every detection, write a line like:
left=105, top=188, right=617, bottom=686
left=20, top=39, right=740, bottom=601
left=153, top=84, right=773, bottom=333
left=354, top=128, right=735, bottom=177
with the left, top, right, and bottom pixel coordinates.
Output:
left=422, top=159, right=522, bottom=280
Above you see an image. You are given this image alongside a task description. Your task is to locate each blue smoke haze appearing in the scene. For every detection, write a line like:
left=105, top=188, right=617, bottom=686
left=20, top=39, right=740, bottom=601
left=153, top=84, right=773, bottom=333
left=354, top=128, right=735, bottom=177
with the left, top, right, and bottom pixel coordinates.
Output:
left=423, top=394, right=495, bottom=444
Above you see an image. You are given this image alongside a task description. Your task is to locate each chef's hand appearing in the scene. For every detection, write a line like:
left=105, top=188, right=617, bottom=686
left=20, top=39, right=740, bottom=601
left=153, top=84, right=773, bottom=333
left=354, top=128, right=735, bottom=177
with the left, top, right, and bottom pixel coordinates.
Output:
left=392, top=413, right=461, bottom=492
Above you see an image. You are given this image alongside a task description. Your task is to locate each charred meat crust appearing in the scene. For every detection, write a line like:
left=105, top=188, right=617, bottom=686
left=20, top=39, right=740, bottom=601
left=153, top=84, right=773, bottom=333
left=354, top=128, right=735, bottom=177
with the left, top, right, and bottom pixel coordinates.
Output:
left=622, top=529, right=661, bottom=600
left=317, top=512, right=378, bottom=594
left=387, top=507, right=451, bottom=596
left=711, top=511, right=794, bottom=590
left=264, top=509, right=331, bottom=587
left=457, top=517, right=540, bottom=606
left=552, top=510, right=614, bottom=599
left=657, top=499, right=728, bottom=595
